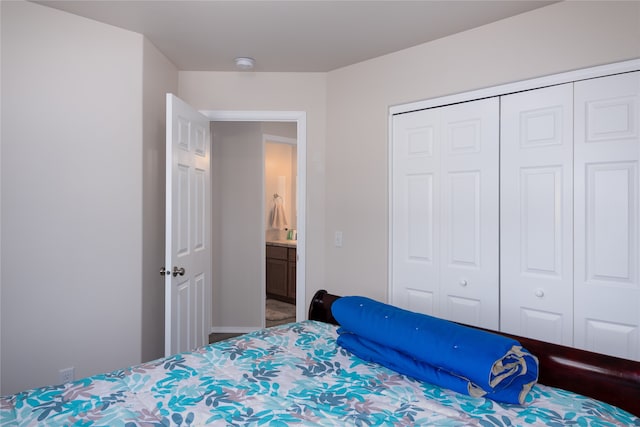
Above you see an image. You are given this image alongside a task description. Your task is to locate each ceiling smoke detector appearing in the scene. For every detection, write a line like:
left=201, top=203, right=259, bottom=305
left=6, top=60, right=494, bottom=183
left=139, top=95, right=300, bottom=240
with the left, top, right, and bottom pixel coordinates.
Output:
left=234, top=57, right=255, bottom=70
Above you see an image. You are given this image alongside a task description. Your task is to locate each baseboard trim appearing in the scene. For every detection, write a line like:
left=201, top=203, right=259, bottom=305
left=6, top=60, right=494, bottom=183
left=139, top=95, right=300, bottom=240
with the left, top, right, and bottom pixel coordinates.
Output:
left=210, top=326, right=260, bottom=334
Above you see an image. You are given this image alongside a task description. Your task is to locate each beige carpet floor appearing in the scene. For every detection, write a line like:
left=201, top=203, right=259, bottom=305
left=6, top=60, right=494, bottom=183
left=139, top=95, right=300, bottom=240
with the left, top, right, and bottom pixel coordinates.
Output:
left=209, top=299, right=296, bottom=343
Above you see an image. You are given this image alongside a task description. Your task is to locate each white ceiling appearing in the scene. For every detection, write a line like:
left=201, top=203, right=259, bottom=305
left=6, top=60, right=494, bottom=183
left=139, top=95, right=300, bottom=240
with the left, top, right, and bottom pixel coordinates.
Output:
left=34, top=0, right=557, bottom=72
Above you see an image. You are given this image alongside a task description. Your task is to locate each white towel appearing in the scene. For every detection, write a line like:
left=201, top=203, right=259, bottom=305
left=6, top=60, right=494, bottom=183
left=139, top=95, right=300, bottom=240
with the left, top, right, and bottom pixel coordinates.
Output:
left=270, top=197, right=288, bottom=230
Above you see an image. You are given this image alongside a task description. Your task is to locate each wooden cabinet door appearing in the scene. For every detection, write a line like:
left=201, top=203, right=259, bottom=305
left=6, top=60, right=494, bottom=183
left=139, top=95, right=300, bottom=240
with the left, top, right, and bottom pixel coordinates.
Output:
left=266, top=246, right=289, bottom=299
left=287, top=248, right=296, bottom=300
left=266, top=257, right=288, bottom=299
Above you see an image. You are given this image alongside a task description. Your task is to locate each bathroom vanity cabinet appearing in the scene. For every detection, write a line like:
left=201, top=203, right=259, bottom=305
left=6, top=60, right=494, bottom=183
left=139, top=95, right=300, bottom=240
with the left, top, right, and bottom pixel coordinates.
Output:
left=266, top=243, right=296, bottom=303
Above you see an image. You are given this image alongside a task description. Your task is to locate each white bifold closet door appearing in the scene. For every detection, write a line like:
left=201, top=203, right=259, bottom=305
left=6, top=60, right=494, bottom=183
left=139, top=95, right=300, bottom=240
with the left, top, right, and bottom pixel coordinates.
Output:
left=391, top=97, right=499, bottom=330
left=574, top=71, right=640, bottom=360
left=500, top=84, right=574, bottom=345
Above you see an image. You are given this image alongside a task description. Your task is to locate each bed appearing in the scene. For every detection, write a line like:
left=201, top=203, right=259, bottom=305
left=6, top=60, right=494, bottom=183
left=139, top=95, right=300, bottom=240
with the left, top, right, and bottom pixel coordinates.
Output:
left=1, top=290, right=638, bottom=426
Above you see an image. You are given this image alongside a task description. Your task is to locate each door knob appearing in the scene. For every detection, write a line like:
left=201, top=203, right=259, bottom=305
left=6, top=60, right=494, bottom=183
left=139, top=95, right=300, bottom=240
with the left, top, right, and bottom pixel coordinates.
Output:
left=172, top=266, right=185, bottom=277
left=160, top=267, right=169, bottom=276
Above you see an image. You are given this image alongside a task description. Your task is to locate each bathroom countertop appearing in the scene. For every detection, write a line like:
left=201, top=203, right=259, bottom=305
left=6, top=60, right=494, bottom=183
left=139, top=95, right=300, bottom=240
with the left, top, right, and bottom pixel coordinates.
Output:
left=266, top=239, right=297, bottom=248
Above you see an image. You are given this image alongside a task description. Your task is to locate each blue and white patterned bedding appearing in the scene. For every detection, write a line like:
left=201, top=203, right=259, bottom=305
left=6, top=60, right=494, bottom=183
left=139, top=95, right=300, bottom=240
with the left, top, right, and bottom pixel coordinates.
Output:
left=1, top=321, right=638, bottom=426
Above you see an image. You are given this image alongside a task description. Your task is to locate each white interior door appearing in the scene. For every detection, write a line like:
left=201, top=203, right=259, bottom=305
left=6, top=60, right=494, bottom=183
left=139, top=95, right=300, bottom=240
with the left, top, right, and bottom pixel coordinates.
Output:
left=500, top=84, right=574, bottom=345
left=165, top=94, right=211, bottom=356
left=574, top=71, right=640, bottom=360
left=391, top=108, right=441, bottom=315
left=391, top=98, right=499, bottom=329
left=439, top=98, right=499, bottom=329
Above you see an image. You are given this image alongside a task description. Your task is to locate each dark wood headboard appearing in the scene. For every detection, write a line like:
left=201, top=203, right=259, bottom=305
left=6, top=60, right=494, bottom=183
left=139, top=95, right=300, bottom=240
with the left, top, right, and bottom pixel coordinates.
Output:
left=308, top=290, right=640, bottom=417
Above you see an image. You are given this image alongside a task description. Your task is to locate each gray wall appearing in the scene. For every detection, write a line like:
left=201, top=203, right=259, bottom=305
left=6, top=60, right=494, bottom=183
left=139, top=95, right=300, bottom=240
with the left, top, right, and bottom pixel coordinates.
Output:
left=142, top=38, right=179, bottom=362
left=211, top=122, right=264, bottom=329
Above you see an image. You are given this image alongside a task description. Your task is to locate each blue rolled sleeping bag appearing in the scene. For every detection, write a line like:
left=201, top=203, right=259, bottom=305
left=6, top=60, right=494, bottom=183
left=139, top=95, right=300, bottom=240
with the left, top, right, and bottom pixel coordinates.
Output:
left=332, top=296, right=538, bottom=404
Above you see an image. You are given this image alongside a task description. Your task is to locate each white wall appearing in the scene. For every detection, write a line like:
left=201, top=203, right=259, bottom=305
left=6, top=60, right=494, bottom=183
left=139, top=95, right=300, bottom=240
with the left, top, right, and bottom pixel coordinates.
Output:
left=0, top=1, right=176, bottom=394
left=178, top=72, right=327, bottom=310
left=324, top=0, right=640, bottom=302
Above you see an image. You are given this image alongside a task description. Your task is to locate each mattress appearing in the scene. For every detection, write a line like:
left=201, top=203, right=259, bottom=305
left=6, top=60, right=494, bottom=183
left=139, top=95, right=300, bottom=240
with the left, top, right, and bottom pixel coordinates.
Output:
left=1, top=320, right=638, bottom=426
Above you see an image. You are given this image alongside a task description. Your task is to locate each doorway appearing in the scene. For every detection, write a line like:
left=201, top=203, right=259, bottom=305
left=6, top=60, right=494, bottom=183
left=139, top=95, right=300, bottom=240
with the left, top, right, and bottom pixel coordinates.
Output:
left=203, top=111, right=306, bottom=335
left=264, top=133, right=297, bottom=327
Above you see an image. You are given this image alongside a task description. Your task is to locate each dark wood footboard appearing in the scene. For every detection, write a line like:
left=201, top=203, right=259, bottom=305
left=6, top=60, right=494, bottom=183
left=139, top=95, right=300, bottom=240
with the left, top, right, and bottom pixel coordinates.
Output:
left=308, top=290, right=640, bottom=416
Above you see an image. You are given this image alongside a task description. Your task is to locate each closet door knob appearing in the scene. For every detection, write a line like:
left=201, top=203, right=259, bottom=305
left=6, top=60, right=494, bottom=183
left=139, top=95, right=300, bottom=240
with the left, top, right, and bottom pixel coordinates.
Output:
left=172, top=266, right=186, bottom=277
left=459, top=279, right=468, bottom=287
left=535, top=289, right=545, bottom=298
left=160, top=267, right=169, bottom=276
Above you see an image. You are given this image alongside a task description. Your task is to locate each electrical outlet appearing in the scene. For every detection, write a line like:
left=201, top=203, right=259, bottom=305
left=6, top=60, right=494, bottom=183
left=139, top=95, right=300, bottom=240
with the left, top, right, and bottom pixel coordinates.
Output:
left=334, top=231, right=343, bottom=248
left=59, top=367, right=75, bottom=383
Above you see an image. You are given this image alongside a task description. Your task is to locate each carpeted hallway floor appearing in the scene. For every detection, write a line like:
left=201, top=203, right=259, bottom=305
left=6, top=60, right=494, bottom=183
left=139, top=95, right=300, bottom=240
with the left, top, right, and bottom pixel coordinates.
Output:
left=208, top=299, right=296, bottom=343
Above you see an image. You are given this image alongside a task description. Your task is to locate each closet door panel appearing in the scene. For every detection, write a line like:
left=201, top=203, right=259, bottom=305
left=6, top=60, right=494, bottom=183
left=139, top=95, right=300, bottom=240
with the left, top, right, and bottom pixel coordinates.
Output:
left=500, top=84, right=574, bottom=345
left=440, top=98, right=499, bottom=329
left=391, top=109, right=441, bottom=315
left=574, top=71, right=640, bottom=360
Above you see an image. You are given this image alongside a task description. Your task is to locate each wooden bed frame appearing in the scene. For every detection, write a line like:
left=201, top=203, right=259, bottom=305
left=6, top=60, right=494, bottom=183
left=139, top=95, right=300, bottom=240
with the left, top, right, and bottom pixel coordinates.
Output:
left=308, top=290, right=640, bottom=417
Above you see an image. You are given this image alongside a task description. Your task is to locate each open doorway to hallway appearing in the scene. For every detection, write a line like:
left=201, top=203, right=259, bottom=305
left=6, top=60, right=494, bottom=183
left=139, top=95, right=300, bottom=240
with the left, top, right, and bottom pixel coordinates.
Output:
left=207, top=116, right=304, bottom=338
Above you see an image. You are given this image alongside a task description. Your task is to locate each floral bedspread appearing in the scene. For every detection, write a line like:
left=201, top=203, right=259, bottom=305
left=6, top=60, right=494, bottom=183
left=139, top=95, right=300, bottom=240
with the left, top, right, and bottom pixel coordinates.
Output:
left=1, top=321, right=638, bottom=426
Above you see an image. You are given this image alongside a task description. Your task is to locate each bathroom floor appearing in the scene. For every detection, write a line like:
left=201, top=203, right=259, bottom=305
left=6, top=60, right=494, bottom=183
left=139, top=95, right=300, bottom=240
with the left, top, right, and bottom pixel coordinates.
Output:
left=265, top=298, right=296, bottom=327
